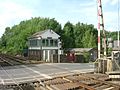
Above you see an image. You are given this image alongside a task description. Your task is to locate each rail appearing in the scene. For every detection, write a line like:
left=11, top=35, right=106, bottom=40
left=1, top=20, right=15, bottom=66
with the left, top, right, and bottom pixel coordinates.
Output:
left=41, top=74, right=120, bottom=90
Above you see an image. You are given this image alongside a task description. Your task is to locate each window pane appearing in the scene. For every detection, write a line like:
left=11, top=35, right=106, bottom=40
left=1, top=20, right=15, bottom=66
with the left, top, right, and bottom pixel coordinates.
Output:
left=38, top=40, right=41, bottom=46
left=42, top=39, right=45, bottom=46
left=30, top=40, right=37, bottom=46
left=50, top=40, right=53, bottom=46
left=54, top=40, right=58, bottom=46
left=46, top=39, right=49, bottom=46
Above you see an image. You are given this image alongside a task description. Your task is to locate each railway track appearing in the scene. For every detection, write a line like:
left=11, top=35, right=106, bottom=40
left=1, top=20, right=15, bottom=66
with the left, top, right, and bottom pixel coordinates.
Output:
left=1, top=73, right=119, bottom=90
left=0, top=54, right=26, bottom=66
left=40, top=74, right=120, bottom=90
left=0, top=54, right=120, bottom=90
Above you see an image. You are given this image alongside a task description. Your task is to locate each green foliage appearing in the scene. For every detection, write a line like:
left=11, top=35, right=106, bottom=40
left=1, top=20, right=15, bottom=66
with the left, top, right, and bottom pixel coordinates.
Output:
left=0, top=17, right=62, bottom=55
left=62, top=22, right=75, bottom=48
left=107, top=48, right=112, bottom=56
left=82, top=30, right=96, bottom=48
left=74, top=23, right=97, bottom=48
left=62, top=22, right=98, bottom=49
left=0, top=17, right=109, bottom=55
left=83, top=52, right=90, bottom=63
left=74, top=22, right=84, bottom=48
left=105, top=31, right=120, bottom=41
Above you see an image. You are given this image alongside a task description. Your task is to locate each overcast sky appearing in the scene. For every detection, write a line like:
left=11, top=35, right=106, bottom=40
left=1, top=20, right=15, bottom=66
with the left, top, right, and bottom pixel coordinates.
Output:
left=0, top=0, right=119, bottom=37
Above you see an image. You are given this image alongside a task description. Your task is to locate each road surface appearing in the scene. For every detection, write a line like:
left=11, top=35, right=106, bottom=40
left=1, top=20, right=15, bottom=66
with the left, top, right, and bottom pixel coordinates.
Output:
left=0, top=63, right=94, bottom=85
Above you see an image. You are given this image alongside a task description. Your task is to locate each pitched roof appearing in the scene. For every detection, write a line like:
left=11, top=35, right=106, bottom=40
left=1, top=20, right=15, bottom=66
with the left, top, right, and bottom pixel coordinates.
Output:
left=30, top=30, right=47, bottom=38
left=67, top=48, right=93, bottom=52
left=29, top=29, right=59, bottom=39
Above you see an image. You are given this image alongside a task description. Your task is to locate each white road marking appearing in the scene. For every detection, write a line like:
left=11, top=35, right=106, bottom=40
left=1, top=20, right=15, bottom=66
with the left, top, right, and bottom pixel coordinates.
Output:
left=0, top=78, right=4, bottom=85
left=72, top=69, right=94, bottom=73
left=0, top=68, right=4, bottom=85
left=21, top=65, right=52, bottom=79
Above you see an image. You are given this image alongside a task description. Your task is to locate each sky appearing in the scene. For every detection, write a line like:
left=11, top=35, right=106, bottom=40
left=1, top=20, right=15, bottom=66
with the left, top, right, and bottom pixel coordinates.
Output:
left=0, top=0, right=119, bottom=37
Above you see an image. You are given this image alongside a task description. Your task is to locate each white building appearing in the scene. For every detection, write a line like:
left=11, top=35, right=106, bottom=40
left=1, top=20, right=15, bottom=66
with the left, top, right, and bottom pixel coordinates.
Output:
left=28, top=29, right=61, bottom=62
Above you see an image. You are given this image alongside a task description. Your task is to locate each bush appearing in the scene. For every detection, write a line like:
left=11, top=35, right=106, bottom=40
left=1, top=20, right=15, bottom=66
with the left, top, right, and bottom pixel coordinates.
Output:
left=83, top=51, right=90, bottom=63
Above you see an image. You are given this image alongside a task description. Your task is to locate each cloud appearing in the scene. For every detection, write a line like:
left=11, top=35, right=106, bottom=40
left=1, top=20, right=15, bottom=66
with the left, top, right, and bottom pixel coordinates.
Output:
left=65, top=1, right=97, bottom=27
left=0, top=0, right=119, bottom=38
left=111, top=0, right=118, bottom=5
left=102, top=0, right=118, bottom=6
left=104, top=11, right=118, bottom=30
left=0, top=1, right=35, bottom=37
left=102, top=0, right=110, bottom=5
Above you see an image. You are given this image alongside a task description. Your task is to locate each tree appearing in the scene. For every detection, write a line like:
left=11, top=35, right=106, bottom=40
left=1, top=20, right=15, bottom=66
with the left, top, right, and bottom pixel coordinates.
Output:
left=82, top=30, right=97, bottom=48
left=88, top=33, right=97, bottom=48
left=63, top=22, right=75, bottom=48
left=74, top=22, right=84, bottom=47
left=1, top=17, right=112, bottom=55
left=0, top=17, right=62, bottom=55
left=83, top=51, right=90, bottom=63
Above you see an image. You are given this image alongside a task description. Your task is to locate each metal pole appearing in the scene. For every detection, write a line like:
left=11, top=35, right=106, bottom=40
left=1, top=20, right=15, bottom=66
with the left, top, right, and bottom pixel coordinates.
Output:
left=118, top=0, right=120, bottom=47
left=97, top=0, right=107, bottom=58
left=100, top=0, right=106, bottom=57
left=97, top=0, right=101, bottom=59
left=97, top=0, right=107, bottom=73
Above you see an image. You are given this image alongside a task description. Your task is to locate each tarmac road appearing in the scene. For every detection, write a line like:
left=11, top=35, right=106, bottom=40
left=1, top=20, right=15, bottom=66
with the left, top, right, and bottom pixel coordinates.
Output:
left=0, top=63, right=94, bottom=85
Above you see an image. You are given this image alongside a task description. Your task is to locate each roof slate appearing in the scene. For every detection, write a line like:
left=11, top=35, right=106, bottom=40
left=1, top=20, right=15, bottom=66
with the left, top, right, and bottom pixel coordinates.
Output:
left=29, top=29, right=58, bottom=39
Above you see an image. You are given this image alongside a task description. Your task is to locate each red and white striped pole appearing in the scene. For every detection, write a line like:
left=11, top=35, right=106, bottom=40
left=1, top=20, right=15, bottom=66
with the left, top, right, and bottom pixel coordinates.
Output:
left=97, top=0, right=101, bottom=59
left=97, top=0, right=107, bottom=58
